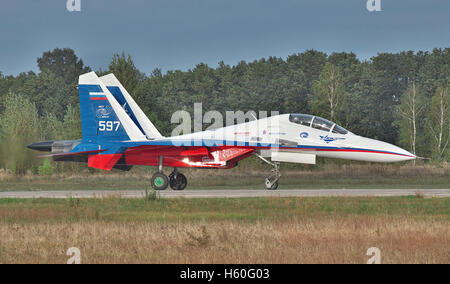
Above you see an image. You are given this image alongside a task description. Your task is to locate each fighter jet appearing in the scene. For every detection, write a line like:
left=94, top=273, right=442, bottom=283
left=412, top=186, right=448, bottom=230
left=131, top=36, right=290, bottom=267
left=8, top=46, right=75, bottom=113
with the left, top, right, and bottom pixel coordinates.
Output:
left=28, top=72, right=416, bottom=190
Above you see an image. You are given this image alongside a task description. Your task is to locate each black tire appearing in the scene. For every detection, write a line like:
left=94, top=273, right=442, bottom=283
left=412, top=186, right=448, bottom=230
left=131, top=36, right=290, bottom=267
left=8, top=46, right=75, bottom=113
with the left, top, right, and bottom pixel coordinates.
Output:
left=269, top=182, right=278, bottom=190
left=265, top=178, right=279, bottom=190
left=170, top=173, right=187, bottom=190
left=151, top=172, right=169, bottom=190
left=178, top=173, right=187, bottom=190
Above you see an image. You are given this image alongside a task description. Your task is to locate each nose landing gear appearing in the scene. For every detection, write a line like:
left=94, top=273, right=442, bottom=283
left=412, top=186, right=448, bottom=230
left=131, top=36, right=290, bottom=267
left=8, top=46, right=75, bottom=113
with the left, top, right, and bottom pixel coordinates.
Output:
left=254, top=153, right=281, bottom=190
left=265, top=162, right=281, bottom=190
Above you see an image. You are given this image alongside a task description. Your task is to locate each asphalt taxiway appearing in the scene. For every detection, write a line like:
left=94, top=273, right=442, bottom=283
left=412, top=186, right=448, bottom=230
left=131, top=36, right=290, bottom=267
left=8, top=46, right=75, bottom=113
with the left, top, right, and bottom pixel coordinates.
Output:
left=0, top=189, right=449, bottom=198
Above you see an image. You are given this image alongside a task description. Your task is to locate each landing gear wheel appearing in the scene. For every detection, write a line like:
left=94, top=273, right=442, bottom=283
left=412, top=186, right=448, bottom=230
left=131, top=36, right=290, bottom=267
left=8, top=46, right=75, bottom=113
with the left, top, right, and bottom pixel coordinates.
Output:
left=254, top=153, right=282, bottom=190
left=169, top=172, right=187, bottom=191
left=265, top=178, right=279, bottom=190
left=151, top=172, right=169, bottom=190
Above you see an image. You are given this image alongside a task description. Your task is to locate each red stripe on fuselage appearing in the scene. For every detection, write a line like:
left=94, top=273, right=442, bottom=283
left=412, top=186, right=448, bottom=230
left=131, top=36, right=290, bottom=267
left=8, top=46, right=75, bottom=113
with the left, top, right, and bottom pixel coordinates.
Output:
left=225, top=145, right=413, bottom=157
left=90, top=97, right=108, bottom=100
left=294, top=148, right=414, bottom=157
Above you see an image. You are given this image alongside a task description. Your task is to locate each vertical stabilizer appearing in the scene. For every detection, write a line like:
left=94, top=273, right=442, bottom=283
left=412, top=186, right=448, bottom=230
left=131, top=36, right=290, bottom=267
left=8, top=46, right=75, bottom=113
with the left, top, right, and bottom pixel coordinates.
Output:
left=78, top=72, right=147, bottom=142
left=100, top=74, right=163, bottom=139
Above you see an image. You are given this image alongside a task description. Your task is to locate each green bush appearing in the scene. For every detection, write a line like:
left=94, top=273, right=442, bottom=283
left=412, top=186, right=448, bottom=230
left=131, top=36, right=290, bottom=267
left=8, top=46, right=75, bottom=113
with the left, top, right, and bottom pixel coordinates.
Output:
left=38, top=159, right=53, bottom=177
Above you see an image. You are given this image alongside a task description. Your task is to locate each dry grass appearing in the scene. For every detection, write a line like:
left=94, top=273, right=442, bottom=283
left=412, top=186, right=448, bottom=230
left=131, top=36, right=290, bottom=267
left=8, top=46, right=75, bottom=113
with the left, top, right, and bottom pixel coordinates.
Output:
left=0, top=196, right=448, bottom=264
left=0, top=216, right=448, bottom=264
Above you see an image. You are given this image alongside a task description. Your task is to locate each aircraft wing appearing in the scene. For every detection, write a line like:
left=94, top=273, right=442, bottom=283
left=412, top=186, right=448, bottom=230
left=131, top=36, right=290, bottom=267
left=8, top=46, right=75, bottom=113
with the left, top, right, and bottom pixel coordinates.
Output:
left=121, top=145, right=254, bottom=169
left=37, top=142, right=254, bottom=171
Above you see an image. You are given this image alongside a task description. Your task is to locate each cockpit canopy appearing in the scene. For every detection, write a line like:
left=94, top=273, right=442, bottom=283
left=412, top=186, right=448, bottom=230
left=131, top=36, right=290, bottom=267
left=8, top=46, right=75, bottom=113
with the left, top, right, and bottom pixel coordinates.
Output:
left=289, top=114, right=349, bottom=135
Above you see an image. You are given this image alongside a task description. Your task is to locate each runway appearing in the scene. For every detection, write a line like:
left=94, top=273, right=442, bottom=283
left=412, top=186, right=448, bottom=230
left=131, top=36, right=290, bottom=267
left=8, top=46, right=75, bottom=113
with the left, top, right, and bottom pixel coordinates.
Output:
left=0, top=189, right=449, bottom=198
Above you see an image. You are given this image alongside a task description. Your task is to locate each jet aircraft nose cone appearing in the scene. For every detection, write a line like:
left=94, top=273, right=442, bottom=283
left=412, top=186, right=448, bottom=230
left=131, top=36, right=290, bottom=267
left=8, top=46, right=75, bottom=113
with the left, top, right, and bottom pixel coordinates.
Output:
left=380, top=143, right=417, bottom=162
left=357, top=137, right=417, bottom=162
left=27, top=141, right=54, bottom=152
left=393, top=145, right=416, bottom=161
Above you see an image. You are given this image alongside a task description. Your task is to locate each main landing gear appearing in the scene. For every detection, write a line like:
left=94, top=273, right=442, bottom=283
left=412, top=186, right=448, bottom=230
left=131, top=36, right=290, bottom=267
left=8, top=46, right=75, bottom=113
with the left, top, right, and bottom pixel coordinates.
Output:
left=151, top=170, right=187, bottom=191
left=151, top=159, right=187, bottom=191
left=168, top=169, right=187, bottom=191
left=151, top=172, right=170, bottom=191
left=254, top=153, right=281, bottom=190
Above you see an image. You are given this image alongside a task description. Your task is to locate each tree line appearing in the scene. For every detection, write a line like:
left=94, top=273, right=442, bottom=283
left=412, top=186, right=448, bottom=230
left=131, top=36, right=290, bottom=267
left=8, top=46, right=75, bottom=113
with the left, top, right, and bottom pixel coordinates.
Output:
left=0, top=48, right=448, bottom=174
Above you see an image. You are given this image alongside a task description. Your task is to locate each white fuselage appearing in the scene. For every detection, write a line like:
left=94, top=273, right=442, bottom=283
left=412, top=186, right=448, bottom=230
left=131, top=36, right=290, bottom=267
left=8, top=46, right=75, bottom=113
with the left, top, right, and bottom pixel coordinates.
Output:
left=163, top=114, right=416, bottom=164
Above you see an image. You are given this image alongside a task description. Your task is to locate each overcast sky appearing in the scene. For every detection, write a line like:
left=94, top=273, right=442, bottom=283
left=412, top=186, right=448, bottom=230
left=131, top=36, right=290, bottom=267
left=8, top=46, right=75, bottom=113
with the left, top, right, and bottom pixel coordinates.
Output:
left=0, top=0, right=449, bottom=75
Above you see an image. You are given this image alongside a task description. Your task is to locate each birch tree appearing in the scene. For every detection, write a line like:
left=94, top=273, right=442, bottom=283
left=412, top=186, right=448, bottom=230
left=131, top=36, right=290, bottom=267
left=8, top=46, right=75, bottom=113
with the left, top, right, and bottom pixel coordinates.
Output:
left=312, top=62, right=345, bottom=122
left=397, top=82, right=426, bottom=160
left=426, top=86, right=449, bottom=161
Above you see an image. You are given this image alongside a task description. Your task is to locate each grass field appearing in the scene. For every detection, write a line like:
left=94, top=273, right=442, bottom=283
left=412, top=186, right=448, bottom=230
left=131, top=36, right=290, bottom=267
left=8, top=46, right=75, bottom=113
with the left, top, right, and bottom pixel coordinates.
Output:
left=0, top=164, right=449, bottom=191
left=0, top=163, right=448, bottom=263
left=0, top=196, right=448, bottom=263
